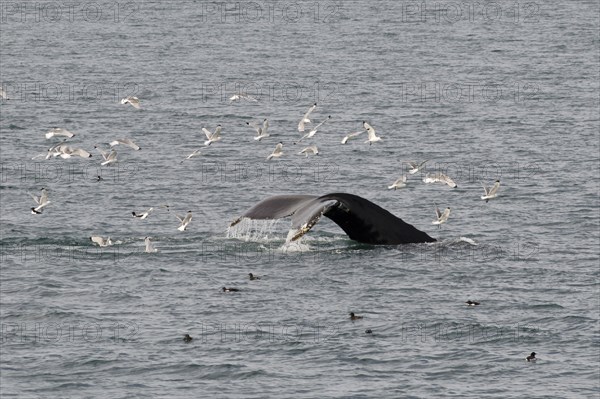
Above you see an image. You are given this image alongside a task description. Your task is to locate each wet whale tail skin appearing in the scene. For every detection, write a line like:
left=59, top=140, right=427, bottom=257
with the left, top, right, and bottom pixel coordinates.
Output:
left=233, top=193, right=436, bottom=245
left=320, top=193, right=436, bottom=244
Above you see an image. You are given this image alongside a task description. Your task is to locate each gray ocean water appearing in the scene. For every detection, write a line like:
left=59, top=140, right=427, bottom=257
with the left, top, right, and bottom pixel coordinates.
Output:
left=1, top=1, right=599, bottom=397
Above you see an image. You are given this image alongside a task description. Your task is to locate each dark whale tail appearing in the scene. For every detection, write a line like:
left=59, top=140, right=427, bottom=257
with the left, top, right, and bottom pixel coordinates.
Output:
left=230, top=193, right=436, bottom=245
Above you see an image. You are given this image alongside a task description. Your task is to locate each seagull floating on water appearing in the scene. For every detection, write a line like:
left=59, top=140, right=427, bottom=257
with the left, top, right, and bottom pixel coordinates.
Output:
left=202, top=125, right=222, bottom=146
left=432, top=206, right=451, bottom=228
left=388, top=175, right=407, bottom=190
left=229, top=93, right=258, bottom=103
left=248, top=273, right=260, bottom=280
left=0, top=87, right=8, bottom=100
left=90, top=236, right=113, bottom=247
left=481, top=180, right=500, bottom=202
left=247, top=119, right=270, bottom=141
left=109, top=138, right=140, bottom=151
left=175, top=211, right=192, bottom=231
left=144, top=236, right=158, bottom=253
left=45, top=128, right=75, bottom=139
left=222, top=287, right=240, bottom=292
left=267, top=142, right=283, bottom=161
left=132, top=208, right=153, bottom=219
left=30, top=188, right=50, bottom=214
left=299, top=145, right=319, bottom=157
left=298, top=103, right=317, bottom=132
left=466, top=300, right=480, bottom=306
left=423, top=172, right=458, bottom=188
left=121, top=96, right=140, bottom=109
left=363, top=121, right=382, bottom=145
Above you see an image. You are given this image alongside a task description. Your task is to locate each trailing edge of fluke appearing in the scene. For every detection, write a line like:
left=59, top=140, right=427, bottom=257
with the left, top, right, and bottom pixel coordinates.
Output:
left=230, top=193, right=436, bottom=245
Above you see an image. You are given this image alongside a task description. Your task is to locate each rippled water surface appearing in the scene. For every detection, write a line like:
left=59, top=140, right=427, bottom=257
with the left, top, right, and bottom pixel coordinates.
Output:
left=1, top=1, right=599, bottom=398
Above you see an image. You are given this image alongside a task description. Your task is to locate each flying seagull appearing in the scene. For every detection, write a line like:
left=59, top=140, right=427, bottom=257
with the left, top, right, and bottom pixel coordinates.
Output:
left=267, top=142, right=284, bottom=161
left=45, top=128, right=75, bottom=139
left=247, top=119, right=269, bottom=141
left=341, top=130, right=365, bottom=144
left=298, top=145, right=319, bottom=157
left=407, top=160, right=428, bottom=174
left=95, top=146, right=118, bottom=166
left=299, top=115, right=330, bottom=142
left=363, top=121, right=382, bottom=145
left=181, top=149, right=201, bottom=163
left=121, top=96, right=141, bottom=109
left=109, top=138, right=141, bottom=151
left=175, top=211, right=192, bottom=231
left=481, top=180, right=500, bottom=202
left=423, top=172, right=458, bottom=188
left=202, top=125, right=222, bottom=146
left=30, top=188, right=50, bottom=214
left=144, top=237, right=158, bottom=253
left=132, top=207, right=153, bottom=219
left=432, top=206, right=451, bottom=228
left=298, top=103, right=317, bottom=132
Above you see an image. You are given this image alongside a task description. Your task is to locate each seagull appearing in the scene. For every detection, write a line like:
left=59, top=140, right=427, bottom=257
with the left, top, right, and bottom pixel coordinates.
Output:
left=298, top=103, right=317, bottom=132
left=183, top=334, right=193, bottom=343
left=60, top=146, right=92, bottom=159
left=44, top=143, right=67, bottom=159
left=45, top=128, right=75, bottom=139
left=45, top=143, right=92, bottom=159
left=466, top=300, right=480, bottom=306
left=247, top=119, right=270, bottom=141
left=229, top=93, right=258, bottom=103
left=109, top=138, right=141, bottom=150
left=90, top=236, right=113, bottom=247
left=0, top=87, right=7, bottom=100
left=132, top=207, right=153, bottom=219
left=407, top=160, right=428, bottom=174
left=299, top=115, right=330, bottom=142
left=95, top=146, right=118, bottom=166
left=341, top=131, right=365, bottom=144
left=267, top=142, right=283, bottom=160
left=526, top=352, right=537, bottom=362
left=298, top=145, right=319, bottom=157
left=175, top=211, right=192, bottom=231
left=30, top=188, right=50, bottom=214
left=349, top=312, right=363, bottom=320
left=222, top=287, right=240, bottom=292
left=363, top=121, right=382, bottom=145
left=423, top=172, right=458, bottom=188
left=388, top=175, right=407, bottom=190
left=121, top=96, right=141, bottom=109
left=248, top=273, right=260, bottom=280
left=181, top=149, right=201, bottom=163
left=144, top=236, right=158, bottom=253
left=432, top=206, right=451, bottom=228
left=481, top=180, right=500, bottom=202
left=202, top=125, right=222, bottom=146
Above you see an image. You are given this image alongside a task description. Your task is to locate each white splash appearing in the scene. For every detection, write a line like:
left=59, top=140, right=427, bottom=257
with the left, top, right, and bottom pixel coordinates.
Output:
left=226, top=218, right=282, bottom=242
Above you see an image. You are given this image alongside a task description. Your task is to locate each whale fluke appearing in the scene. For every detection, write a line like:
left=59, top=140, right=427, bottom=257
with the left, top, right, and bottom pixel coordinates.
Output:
left=231, top=193, right=436, bottom=245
